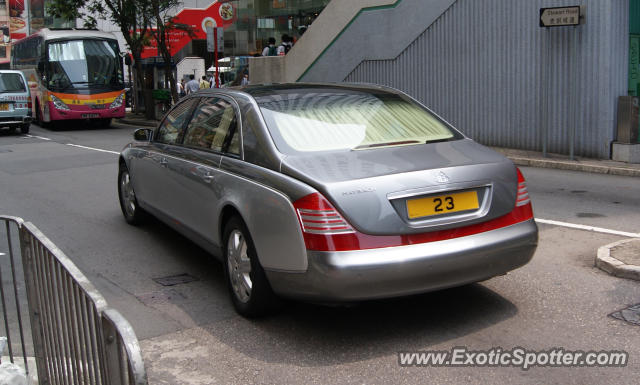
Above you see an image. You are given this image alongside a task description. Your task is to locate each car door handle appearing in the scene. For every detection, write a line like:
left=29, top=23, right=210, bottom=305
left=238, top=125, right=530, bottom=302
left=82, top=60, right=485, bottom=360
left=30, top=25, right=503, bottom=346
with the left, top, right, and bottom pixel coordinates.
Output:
left=202, top=172, right=214, bottom=183
left=160, top=158, right=168, bottom=168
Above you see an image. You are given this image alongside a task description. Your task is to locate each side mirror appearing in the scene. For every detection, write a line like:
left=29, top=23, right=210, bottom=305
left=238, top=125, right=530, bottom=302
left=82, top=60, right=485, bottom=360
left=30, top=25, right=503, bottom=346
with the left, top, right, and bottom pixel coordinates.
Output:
left=133, top=128, right=152, bottom=141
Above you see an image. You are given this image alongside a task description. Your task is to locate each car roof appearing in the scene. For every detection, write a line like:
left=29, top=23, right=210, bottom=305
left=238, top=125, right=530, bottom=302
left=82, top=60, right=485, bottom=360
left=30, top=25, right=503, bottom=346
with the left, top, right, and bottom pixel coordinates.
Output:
left=242, top=82, right=400, bottom=97
left=191, top=82, right=404, bottom=103
left=38, top=28, right=118, bottom=41
left=0, top=70, right=26, bottom=75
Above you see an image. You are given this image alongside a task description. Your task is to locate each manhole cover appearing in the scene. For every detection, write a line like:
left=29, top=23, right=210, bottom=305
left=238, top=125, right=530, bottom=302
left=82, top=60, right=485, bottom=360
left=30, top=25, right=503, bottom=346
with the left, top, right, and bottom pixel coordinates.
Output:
left=610, top=304, right=640, bottom=326
left=153, top=273, right=199, bottom=286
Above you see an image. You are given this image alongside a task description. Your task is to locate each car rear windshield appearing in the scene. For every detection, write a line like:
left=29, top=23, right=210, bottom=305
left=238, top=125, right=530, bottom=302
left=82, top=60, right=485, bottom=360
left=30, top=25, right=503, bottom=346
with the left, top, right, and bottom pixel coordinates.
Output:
left=257, top=90, right=460, bottom=153
left=0, top=73, right=26, bottom=93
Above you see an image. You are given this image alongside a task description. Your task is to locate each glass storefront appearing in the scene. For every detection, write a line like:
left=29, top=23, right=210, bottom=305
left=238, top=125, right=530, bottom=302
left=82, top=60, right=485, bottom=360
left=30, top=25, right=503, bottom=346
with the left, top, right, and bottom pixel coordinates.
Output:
left=222, top=0, right=331, bottom=56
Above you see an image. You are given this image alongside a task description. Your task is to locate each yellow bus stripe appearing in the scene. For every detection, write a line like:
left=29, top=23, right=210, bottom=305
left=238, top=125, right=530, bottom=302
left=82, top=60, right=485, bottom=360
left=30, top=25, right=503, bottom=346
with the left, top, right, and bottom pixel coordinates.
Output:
left=49, top=91, right=123, bottom=105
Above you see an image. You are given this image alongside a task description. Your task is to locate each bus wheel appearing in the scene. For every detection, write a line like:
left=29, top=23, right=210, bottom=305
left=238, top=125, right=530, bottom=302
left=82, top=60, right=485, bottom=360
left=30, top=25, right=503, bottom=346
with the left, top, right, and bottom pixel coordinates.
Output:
left=97, top=118, right=111, bottom=128
left=35, top=101, right=50, bottom=129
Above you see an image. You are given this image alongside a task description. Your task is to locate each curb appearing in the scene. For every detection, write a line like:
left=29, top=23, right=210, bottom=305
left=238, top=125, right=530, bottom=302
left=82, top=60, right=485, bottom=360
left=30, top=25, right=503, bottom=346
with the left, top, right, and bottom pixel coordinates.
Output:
left=508, top=156, right=640, bottom=178
left=116, top=118, right=158, bottom=128
left=595, top=239, right=640, bottom=281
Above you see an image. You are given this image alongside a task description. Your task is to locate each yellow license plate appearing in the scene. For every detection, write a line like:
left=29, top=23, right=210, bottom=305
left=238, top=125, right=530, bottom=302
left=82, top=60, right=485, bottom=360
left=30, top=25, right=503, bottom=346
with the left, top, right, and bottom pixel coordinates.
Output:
left=407, top=190, right=479, bottom=219
left=0, top=103, right=8, bottom=111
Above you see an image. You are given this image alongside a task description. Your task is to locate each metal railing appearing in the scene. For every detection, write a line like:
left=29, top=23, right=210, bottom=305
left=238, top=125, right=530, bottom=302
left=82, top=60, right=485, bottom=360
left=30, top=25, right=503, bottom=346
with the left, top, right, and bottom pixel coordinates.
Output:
left=0, top=216, right=147, bottom=385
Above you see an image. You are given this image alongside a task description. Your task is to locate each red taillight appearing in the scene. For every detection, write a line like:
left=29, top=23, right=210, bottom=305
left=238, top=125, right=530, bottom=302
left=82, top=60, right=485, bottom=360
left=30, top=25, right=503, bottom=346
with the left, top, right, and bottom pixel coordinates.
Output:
left=516, top=168, right=530, bottom=207
left=294, top=193, right=354, bottom=234
left=293, top=187, right=534, bottom=252
left=28, top=99, right=32, bottom=109
left=293, top=193, right=360, bottom=251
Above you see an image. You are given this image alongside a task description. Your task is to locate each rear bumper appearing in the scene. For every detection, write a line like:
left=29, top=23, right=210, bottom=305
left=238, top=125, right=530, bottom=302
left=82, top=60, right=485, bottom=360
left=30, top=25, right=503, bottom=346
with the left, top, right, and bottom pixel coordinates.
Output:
left=0, top=115, right=32, bottom=126
left=266, top=219, right=538, bottom=301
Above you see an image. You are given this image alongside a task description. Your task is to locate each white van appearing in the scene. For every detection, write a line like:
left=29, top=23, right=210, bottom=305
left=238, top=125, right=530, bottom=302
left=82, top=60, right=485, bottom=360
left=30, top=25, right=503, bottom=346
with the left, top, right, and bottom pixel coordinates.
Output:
left=0, top=70, right=32, bottom=134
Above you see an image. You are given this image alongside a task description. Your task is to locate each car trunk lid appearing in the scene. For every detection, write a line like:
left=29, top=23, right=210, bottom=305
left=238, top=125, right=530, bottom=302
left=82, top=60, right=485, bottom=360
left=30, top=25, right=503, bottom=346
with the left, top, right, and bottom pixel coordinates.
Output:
left=281, top=139, right=518, bottom=235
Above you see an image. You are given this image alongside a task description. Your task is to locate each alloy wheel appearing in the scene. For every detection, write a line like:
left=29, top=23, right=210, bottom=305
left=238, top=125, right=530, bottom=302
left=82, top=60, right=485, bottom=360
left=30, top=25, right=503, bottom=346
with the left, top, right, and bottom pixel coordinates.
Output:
left=120, top=171, right=136, bottom=218
left=227, top=229, right=252, bottom=303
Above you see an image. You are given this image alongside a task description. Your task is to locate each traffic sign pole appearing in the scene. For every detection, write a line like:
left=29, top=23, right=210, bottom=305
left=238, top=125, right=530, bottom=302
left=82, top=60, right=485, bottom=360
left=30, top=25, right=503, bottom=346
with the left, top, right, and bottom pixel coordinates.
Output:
left=214, top=28, right=219, bottom=88
left=540, top=5, right=585, bottom=159
left=570, top=26, right=579, bottom=160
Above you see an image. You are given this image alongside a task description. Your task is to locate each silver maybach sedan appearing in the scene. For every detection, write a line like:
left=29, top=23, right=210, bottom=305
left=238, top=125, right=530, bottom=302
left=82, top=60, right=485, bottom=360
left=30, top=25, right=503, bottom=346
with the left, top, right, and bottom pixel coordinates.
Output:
left=118, top=83, right=538, bottom=317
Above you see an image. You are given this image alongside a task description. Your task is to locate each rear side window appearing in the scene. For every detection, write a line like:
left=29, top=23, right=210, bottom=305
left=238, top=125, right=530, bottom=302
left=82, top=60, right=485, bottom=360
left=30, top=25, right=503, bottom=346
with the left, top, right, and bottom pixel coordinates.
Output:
left=0, top=73, right=26, bottom=92
left=258, top=91, right=460, bottom=153
left=155, top=98, right=198, bottom=145
left=183, top=97, right=238, bottom=153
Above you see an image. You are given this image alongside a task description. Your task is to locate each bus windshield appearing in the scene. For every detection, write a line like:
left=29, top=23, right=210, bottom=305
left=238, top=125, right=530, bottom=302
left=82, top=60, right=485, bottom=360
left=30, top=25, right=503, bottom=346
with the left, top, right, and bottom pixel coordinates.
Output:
left=46, top=39, right=122, bottom=91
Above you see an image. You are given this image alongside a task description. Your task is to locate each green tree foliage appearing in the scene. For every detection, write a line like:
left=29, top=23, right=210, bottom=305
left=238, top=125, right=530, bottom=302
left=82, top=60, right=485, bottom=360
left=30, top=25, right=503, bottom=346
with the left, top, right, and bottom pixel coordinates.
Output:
left=150, top=0, right=195, bottom=104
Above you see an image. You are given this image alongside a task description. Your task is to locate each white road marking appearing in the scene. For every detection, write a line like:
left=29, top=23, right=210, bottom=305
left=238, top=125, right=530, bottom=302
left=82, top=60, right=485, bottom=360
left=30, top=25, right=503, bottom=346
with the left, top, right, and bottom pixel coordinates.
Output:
left=65, top=143, right=120, bottom=155
left=19, top=135, right=640, bottom=239
left=24, top=134, right=51, bottom=141
left=535, top=218, right=640, bottom=238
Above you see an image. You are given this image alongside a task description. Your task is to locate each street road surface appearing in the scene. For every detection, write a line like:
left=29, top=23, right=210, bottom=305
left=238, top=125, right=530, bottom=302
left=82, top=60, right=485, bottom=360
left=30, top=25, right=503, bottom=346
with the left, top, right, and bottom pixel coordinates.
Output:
left=1, top=123, right=639, bottom=384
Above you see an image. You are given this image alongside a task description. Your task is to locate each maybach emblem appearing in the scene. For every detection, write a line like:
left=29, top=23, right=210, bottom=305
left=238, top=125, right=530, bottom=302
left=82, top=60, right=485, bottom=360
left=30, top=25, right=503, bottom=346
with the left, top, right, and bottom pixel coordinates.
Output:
left=436, top=171, right=450, bottom=184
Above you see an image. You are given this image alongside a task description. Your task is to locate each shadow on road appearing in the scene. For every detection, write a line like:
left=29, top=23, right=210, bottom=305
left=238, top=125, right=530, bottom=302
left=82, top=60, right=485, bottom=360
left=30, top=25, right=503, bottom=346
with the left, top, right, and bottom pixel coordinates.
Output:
left=38, top=120, right=121, bottom=132
left=209, top=284, right=516, bottom=366
left=132, top=215, right=518, bottom=366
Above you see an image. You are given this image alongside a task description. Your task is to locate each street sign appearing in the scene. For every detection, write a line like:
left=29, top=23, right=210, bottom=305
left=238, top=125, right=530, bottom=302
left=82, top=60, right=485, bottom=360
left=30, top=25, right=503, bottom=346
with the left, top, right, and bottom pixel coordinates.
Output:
left=539, top=6, right=581, bottom=28
left=217, top=27, right=224, bottom=53
left=206, top=26, right=214, bottom=52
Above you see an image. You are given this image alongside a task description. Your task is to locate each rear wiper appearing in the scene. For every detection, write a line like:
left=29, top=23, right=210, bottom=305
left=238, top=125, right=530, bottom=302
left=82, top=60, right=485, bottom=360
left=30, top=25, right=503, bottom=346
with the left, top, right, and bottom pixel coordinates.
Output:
left=353, top=140, right=421, bottom=150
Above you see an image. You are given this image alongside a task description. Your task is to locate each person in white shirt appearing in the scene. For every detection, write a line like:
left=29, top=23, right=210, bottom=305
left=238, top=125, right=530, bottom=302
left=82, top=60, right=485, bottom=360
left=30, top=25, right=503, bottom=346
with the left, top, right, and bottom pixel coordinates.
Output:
left=185, top=75, right=200, bottom=94
left=276, top=34, right=292, bottom=56
left=176, top=80, right=184, bottom=97
left=261, top=37, right=277, bottom=56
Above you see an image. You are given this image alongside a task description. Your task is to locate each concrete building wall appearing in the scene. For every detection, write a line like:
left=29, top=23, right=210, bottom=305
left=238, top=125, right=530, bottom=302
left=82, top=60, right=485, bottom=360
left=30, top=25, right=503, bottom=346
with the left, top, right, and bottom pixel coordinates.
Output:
left=297, top=0, right=456, bottom=82
left=333, top=0, right=629, bottom=158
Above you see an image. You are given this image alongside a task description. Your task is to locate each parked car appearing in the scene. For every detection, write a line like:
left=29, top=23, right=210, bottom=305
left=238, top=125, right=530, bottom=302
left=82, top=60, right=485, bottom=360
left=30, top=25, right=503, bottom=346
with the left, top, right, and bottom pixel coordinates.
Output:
left=118, top=83, right=538, bottom=317
left=0, top=70, right=32, bottom=134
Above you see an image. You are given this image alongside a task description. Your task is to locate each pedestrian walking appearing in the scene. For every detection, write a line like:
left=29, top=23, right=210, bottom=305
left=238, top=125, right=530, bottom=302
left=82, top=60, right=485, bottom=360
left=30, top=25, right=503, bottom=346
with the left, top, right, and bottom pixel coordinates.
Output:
left=176, top=80, right=185, bottom=98
left=185, top=74, right=199, bottom=94
left=262, top=37, right=277, bottom=56
left=200, top=75, right=210, bottom=89
left=241, top=73, right=249, bottom=86
left=179, top=79, right=187, bottom=98
left=277, top=34, right=292, bottom=56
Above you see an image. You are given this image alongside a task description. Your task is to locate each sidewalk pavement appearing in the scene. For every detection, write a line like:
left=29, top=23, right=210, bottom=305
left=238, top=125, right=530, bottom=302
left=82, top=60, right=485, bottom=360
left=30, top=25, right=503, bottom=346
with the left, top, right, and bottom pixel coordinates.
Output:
left=117, top=112, right=159, bottom=128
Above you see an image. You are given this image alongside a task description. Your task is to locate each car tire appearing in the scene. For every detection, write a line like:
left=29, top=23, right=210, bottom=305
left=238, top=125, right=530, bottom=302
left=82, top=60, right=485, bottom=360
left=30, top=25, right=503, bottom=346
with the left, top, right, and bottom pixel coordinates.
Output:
left=223, top=216, right=279, bottom=317
left=118, top=163, right=147, bottom=225
left=8, top=126, right=16, bottom=134
left=20, top=124, right=29, bottom=134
